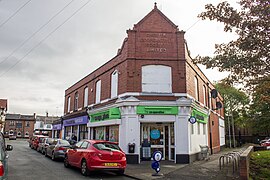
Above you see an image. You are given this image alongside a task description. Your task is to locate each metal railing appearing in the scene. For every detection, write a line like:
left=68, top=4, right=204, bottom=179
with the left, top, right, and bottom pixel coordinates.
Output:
left=219, top=150, right=243, bottom=174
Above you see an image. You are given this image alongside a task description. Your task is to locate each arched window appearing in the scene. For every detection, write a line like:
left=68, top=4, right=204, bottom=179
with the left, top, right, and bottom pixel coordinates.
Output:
left=84, top=87, right=88, bottom=107
left=142, top=65, right=172, bottom=93
left=95, top=80, right=101, bottom=103
left=67, top=96, right=71, bottom=112
left=111, top=70, right=118, bottom=98
left=74, top=92, right=79, bottom=110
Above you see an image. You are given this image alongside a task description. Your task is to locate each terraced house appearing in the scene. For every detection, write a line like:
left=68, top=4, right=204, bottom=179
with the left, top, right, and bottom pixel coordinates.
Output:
left=62, top=4, right=225, bottom=164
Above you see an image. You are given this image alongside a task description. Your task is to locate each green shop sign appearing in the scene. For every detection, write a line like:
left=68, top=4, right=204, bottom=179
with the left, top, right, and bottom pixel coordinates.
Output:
left=191, top=109, right=208, bottom=124
left=90, top=108, right=121, bottom=123
left=137, top=106, right=178, bottom=115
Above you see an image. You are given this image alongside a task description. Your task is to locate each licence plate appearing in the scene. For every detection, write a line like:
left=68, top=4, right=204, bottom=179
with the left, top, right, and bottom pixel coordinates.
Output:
left=104, top=163, right=118, bottom=167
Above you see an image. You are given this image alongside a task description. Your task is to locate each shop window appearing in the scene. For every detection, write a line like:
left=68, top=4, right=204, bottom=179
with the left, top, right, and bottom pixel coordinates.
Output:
left=109, top=126, right=119, bottom=142
left=203, top=124, right=206, bottom=135
left=84, top=87, right=88, bottom=107
left=194, top=76, right=199, bottom=101
left=197, top=123, right=200, bottom=134
left=142, top=65, right=172, bottom=93
left=67, top=96, right=71, bottom=112
left=94, top=127, right=105, bottom=140
left=111, top=70, right=118, bottom=98
left=74, top=92, right=79, bottom=111
left=65, top=126, right=72, bottom=140
left=95, top=80, right=101, bottom=103
left=79, top=125, right=88, bottom=140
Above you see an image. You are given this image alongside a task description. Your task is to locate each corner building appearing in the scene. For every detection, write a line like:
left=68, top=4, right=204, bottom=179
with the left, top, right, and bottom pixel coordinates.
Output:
left=63, top=5, right=225, bottom=164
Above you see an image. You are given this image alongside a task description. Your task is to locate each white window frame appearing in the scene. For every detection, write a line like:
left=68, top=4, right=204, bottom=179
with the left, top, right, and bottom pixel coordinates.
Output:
left=203, top=85, right=207, bottom=106
left=194, top=76, right=199, bottom=101
left=67, top=96, right=71, bottom=112
left=84, top=87, right=88, bottom=107
left=95, top=80, right=101, bottom=103
left=111, top=70, right=118, bottom=98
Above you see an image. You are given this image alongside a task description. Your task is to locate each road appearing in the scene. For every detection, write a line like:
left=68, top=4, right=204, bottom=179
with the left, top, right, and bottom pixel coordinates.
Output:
left=6, top=139, right=132, bottom=180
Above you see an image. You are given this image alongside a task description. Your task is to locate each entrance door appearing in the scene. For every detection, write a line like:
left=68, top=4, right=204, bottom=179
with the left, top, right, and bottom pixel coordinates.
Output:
left=141, top=123, right=174, bottom=161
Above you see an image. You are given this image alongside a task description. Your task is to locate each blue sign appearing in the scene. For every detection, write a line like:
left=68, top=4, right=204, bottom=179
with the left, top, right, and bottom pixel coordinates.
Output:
left=150, top=129, right=160, bottom=139
left=63, top=115, right=88, bottom=126
left=189, top=116, right=197, bottom=124
left=151, top=151, right=163, bottom=175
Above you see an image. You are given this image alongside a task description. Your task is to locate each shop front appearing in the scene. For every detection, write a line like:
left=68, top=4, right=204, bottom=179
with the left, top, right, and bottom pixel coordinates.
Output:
left=52, top=123, right=62, bottom=138
left=87, top=107, right=121, bottom=143
left=63, top=115, right=89, bottom=141
left=137, top=106, right=178, bottom=161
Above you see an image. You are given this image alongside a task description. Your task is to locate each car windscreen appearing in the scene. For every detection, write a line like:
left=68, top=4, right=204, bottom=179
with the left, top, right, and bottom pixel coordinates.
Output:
left=59, top=140, right=70, bottom=146
left=93, top=142, right=121, bottom=151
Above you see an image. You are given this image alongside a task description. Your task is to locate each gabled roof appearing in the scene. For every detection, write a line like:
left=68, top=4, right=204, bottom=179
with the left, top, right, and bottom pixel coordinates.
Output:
left=133, top=3, right=178, bottom=31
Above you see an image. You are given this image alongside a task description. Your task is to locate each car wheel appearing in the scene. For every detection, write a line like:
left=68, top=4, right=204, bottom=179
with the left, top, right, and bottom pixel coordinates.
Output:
left=51, top=151, right=55, bottom=161
left=116, top=169, right=125, bottom=175
left=64, top=155, right=70, bottom=168
left=81, top=160, right=89, bottom=176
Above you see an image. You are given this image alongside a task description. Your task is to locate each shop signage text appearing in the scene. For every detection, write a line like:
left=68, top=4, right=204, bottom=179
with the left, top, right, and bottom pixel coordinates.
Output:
left=90, top=108, right=121, bottom=123
left=52, top=124, right=62, bottom=130
left=137, top=106, right=178, bottom=115
left=63, top=115, right=88, bottom=126
left=192, top=109, right=208, bottom=124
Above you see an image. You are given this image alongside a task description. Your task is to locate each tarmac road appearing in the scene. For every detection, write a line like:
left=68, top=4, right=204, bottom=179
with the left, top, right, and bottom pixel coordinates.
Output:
left=6, top=139, right=132, bottom=180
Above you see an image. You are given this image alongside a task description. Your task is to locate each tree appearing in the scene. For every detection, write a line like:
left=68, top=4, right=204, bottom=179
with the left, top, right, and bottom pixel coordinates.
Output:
left=215, top=81, right=250, bottom=147
left=249, top=76, right=270, bottom=135
left=194, top=0, right=270, bottom=84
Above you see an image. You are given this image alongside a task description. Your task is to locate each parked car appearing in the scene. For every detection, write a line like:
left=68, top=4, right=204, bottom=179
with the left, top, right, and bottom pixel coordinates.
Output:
left=37, top=138, right=55, bottom=154
left=261, top=139, right=270, bottom=147
left=64, top=140, right=126, bottom=176
left=8, top=135, right=16, bottom=140
left=260, top=137, right=270, bottom=145
left=31, top=135, right=48, bottom=150
left=0, top=132, right=13, bottom=179
left=45, top=139, right=70, bottom=160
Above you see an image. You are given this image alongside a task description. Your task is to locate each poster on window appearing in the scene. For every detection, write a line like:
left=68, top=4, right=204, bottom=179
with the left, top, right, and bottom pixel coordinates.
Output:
left=95, top=127, right=104, bottom=140
left=109, top=126, right=119, bottom=142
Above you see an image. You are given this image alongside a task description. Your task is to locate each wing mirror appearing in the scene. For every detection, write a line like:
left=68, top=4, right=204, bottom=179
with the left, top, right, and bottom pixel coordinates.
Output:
left=6, top=145, right=13, bottom=151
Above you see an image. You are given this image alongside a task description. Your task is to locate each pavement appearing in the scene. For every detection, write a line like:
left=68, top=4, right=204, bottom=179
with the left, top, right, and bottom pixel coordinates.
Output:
left=124, top=146, right=248, bottom=180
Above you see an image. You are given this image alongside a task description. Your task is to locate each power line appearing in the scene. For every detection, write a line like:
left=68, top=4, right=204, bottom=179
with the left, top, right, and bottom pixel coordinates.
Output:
left=0, top=0, right=93, bottom=78
left=0, top=0, right=32, bottom=28
left=185, top=19, right=201, bottom=32
left=0, top=0, right=75, bottom=66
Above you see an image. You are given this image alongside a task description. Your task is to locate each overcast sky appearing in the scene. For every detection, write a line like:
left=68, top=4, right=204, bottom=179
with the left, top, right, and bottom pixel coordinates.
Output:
left=0, top=0, right=238, bottom=116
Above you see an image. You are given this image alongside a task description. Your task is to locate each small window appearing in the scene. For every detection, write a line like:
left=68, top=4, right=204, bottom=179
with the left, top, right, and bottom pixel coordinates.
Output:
left=203, top=124, right=206, bottom=135
left=95, top=80, right=101, bottom=103
left=203, top=85, right=207, bottom=106
left=84, top=87, right=88, bottom=107
left=197, top=123, right=200, bottom=134
left=194, top=76, right=199, bottom=101
left=74, top=92, right=79, bottom=111
left=25, top=121, right=30, bottom=127
left=67, top=97, right=71, bottom=112
left=111, top=70, right=118, bottom=98
left=191, top=124, right=194, bottom=134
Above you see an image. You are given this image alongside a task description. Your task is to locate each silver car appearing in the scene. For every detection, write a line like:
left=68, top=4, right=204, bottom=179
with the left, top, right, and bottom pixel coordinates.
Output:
left=45, top=139, right=70, bottom=160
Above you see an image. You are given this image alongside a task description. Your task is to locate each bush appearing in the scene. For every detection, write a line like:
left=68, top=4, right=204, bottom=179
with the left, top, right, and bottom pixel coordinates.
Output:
left=250, top=151, right=270, bottom=179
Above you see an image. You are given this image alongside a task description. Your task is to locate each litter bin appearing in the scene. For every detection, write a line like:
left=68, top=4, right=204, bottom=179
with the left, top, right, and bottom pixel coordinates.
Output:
left=200, top=145, right=210, bottom=160
left=128, top=143, right=135, bottom=153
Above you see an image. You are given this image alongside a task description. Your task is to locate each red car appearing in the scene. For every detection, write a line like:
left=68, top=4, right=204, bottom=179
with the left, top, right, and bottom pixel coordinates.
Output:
left=261, top=139, right=270, bottom=147
left=31, top=135, right=48, bottom=150
left=64, top=140, right=126, bottom=176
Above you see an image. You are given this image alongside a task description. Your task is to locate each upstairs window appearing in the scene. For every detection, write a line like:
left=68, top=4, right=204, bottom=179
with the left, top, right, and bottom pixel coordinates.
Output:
left=95, top=80, right=101, bottom=103
left=194, top=76, right=199, bottom=101
left=74, top=92, right=79, bottom=111
left=111, top=70, right=118, bottom=98
left=67, top=96, right=71, bottom=112
left=84, top=87, right=88, bottom=107
left=142, top=65, right=172, bottom=93
left=203, top=85, right=207, bottom=106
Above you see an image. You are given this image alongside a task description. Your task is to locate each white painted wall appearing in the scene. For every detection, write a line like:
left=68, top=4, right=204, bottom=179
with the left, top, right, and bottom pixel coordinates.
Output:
left=190, top=122, right=208, bottom=154
left=219, top=118, right=225, bottom=146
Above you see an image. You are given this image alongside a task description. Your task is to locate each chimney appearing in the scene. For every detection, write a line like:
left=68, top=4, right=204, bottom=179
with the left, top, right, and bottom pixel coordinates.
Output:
left=46, top=111, right=48, bottom=117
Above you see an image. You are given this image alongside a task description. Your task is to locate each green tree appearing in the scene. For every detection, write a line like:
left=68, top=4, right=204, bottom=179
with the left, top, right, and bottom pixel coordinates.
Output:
left=249, top=76, right=270, bottom=135
left=194, top=0, right=270, bottom=84
left=215, top=81, right=250, bottom=147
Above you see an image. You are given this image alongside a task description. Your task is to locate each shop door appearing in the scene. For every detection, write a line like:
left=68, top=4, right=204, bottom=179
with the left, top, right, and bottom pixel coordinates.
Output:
left=141, top=123, right=172, bottom=160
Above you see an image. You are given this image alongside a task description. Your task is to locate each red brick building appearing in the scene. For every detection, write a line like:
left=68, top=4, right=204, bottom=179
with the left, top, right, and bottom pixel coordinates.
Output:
left=4, top=114, right=35, bottom=138
left=63, top=4, right=224, bottom=164
left=0, top=99, right=7, bottom=132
